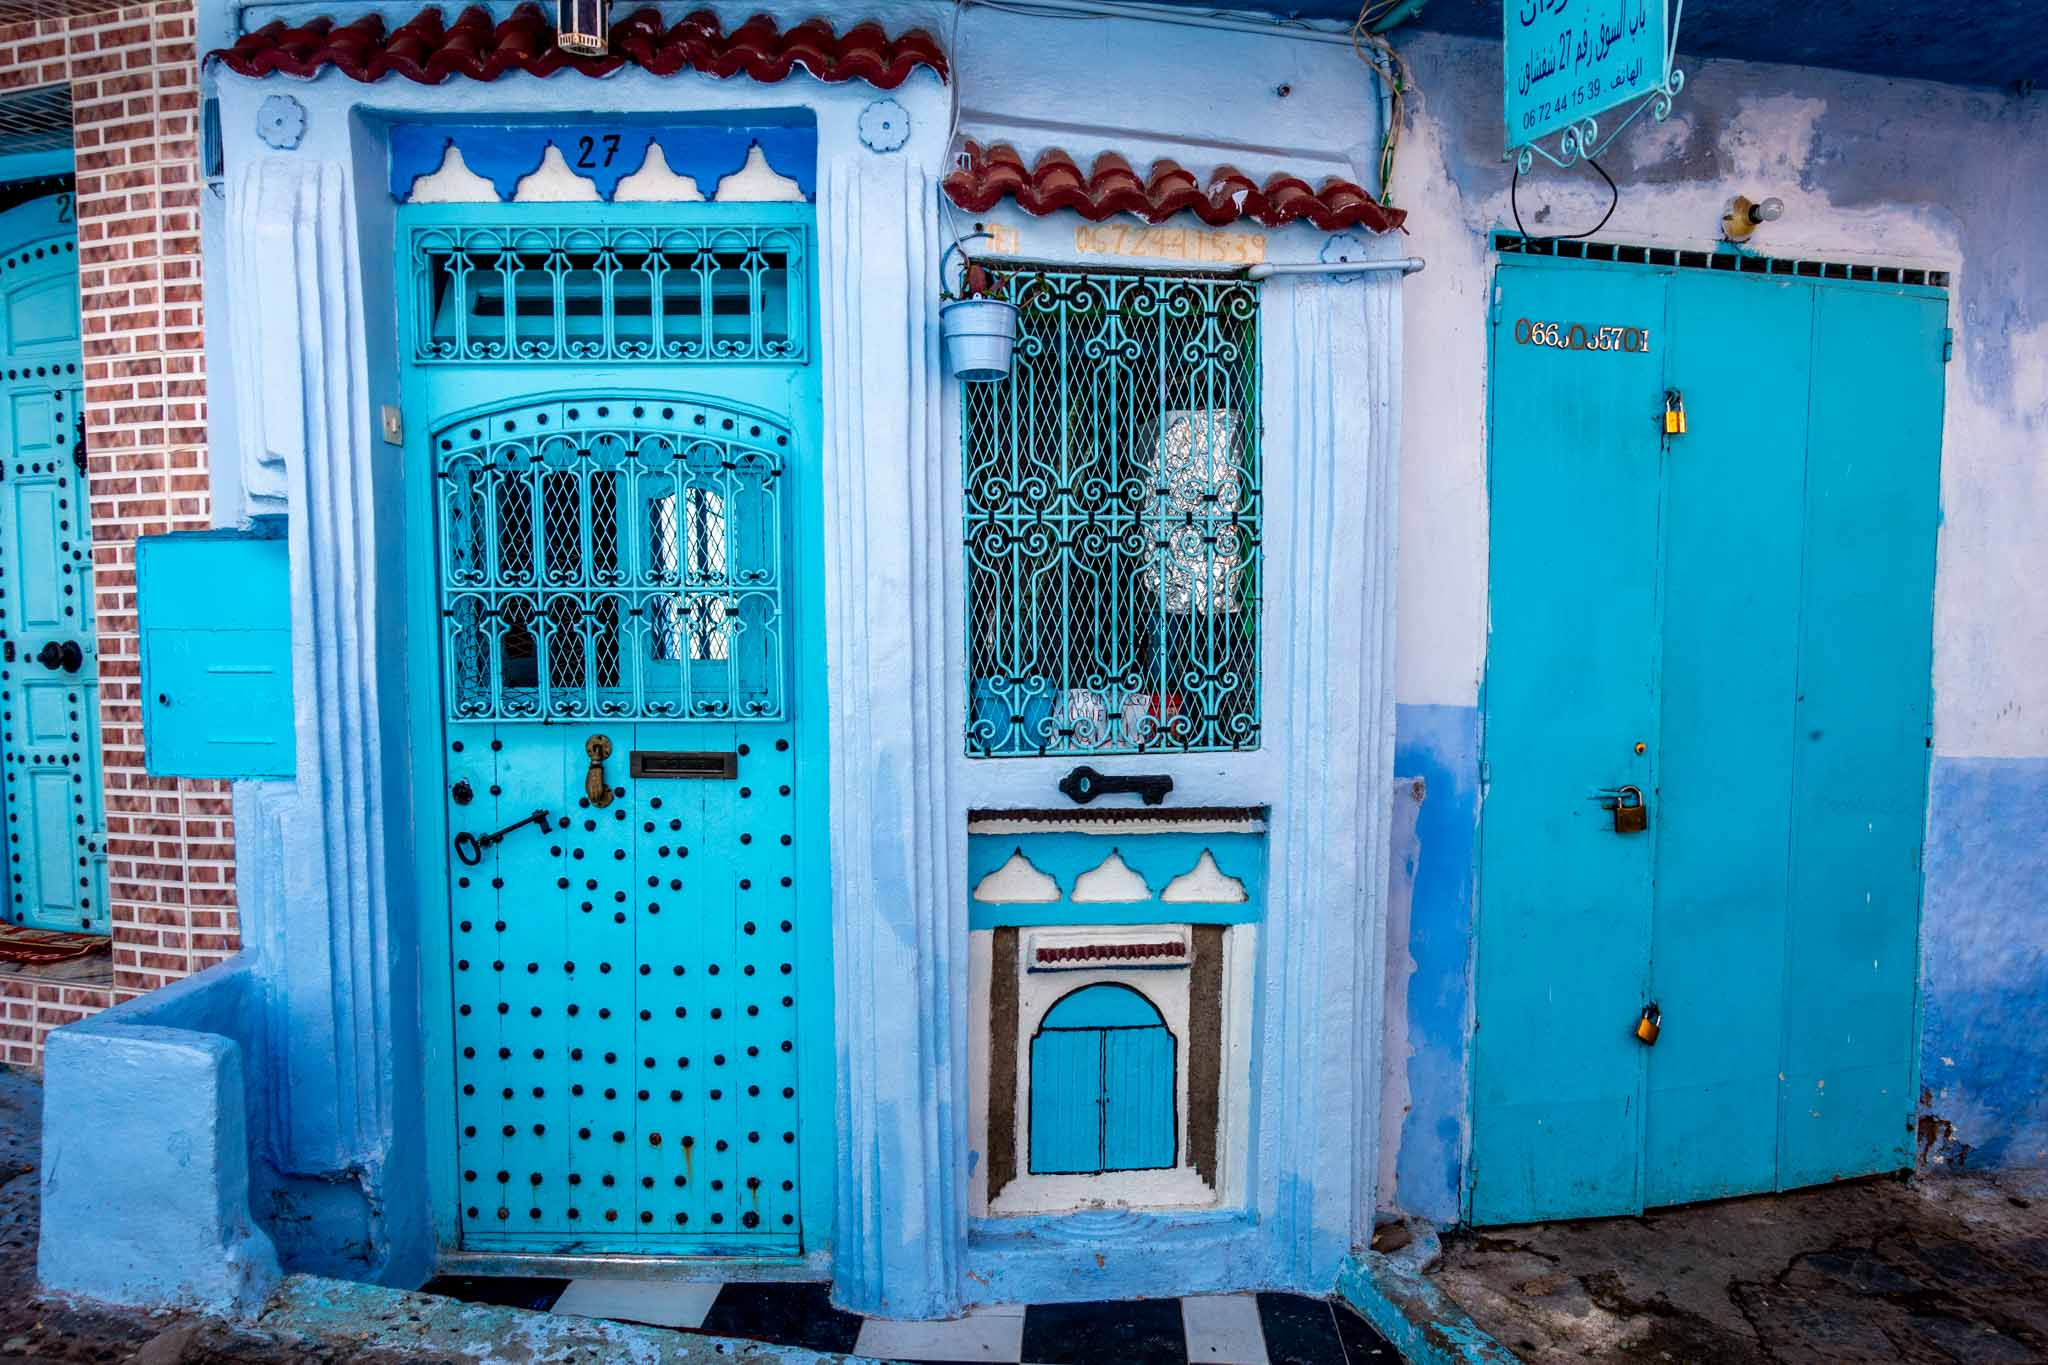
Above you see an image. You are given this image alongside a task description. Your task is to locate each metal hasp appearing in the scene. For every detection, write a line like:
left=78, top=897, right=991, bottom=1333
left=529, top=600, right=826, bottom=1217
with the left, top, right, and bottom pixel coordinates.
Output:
left=1058, top=765, right=1174, bottom=807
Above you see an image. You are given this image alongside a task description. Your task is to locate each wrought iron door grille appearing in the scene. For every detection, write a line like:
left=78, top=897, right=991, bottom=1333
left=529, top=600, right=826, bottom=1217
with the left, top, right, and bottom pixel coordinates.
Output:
left=437, top=396, right=786, bottom=721
left=964, top=267, right=1261, bottom=757
left=412, top=224, right=807, bottom=364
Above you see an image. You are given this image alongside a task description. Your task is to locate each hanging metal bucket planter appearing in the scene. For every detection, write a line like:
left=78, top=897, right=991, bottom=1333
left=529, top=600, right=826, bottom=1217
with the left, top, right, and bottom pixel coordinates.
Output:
left=940, top=295, right=1019, bottom=382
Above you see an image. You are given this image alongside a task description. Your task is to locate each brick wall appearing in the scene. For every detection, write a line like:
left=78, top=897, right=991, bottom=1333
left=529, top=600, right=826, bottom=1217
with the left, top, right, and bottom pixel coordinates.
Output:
left=0, top=0, right=230, bottom=1066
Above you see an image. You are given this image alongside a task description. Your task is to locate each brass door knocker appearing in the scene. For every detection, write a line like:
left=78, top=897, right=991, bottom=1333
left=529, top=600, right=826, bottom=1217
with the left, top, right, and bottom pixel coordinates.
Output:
left=585, top=734, right=614, bottom=808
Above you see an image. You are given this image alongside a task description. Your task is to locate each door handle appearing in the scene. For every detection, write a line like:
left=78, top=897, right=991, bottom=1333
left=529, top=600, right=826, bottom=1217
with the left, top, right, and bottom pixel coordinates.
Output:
left=35, top=641, right=82, bottom=673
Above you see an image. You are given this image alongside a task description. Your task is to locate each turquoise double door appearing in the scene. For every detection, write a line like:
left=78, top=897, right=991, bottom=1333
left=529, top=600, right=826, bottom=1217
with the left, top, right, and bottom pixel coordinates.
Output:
left=1474, top=257, right=1945, bottom=1224
left=408, top=205, right=830, bottom=1255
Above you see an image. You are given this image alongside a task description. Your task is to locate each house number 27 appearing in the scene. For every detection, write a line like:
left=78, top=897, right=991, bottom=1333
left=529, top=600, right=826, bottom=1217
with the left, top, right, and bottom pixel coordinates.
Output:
left=575, top=134, right=622, bottom=169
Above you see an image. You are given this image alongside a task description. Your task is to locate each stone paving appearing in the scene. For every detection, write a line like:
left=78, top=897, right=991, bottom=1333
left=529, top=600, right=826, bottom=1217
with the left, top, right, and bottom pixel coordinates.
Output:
left=1428, top=1169, right=2048, bottom=1364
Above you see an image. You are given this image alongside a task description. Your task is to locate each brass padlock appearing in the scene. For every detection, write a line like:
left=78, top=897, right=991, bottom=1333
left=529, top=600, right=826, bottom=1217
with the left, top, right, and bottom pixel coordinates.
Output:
left=1610, top=784, right=1648, bottom=834
left=1635, top=1003, right=1662, bottom=1046
left=1663, top=389, right=1687, bottom=435
left=584, top=734, right=614, bottom=808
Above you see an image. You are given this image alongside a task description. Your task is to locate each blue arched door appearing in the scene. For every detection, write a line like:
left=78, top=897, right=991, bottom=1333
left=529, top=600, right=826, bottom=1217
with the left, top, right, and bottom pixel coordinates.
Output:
left=1029, top=982, right=1177, bottom=1175
left=0, top=189, right=101, bottom=933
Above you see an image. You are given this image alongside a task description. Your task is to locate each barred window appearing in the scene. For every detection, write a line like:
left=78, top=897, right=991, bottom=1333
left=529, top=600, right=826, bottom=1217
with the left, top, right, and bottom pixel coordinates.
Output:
left=963, top=267, right=1261, bottom=757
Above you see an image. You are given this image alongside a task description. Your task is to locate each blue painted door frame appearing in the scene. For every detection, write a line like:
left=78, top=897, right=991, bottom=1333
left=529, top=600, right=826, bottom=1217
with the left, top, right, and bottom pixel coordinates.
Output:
left=403, top=203, right=833, bottom=1260
left=1473, top=252, right=1946, bottom=1224
left=0, top=190, right=103, bottom=934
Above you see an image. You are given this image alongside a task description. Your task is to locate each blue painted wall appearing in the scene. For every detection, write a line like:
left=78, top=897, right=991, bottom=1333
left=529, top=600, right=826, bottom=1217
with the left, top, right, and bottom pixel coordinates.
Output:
left=1384, top=704, right=1478, bottom=1224
left=1920, top=757, right=2048, bottom=1169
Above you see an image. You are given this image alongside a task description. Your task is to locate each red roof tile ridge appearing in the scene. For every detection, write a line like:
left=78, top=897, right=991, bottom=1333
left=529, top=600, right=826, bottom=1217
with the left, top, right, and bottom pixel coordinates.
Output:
left=211, top=3, right=948, bottom=87
left=944, top=139, right=1406, bottom=235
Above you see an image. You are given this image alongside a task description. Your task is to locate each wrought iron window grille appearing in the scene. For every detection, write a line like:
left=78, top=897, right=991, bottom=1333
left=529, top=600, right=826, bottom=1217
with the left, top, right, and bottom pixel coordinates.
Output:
left=964, top=265, right=1262, bottom=758
left=411, top=223, right=808, bottom=365
left=437, top=396, right=787, bottom=721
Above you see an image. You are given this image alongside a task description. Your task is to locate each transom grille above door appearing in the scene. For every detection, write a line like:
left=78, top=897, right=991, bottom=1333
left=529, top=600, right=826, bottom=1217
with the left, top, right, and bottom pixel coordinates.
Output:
left=436, top=396, right=787, bottom=722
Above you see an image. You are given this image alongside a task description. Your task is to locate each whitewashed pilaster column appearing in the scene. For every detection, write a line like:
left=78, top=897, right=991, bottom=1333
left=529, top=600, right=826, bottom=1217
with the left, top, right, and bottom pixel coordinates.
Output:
left=816, top=154, right=964, bottom=1319
left=224, top=156, right=404, bottom=1184
left=1263, top=274, right=1403, bottom=1282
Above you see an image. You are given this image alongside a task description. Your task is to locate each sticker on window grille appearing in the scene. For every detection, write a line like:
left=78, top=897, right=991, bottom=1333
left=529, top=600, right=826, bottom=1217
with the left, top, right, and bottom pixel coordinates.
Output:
left=436, top=396, right=788, bottom=721
left=411, top=223, right=807, bottom=365
left=963, top=268, right=1261, bottom=757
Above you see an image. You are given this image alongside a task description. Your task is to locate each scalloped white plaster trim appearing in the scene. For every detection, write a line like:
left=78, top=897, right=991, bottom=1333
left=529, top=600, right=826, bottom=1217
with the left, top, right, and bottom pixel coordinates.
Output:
left=714, top=143, right=805, bottom=202
left=613, top=142, right=706, bottom=203
left=972, top=850, right=1060, bottom=903
left=512, top=145, right=600, bottom=203
left=406, top=144, right=499, bottom=203
left=1161, top=850, right=1247, bottom=903
left=1070, top=849, right=1152, bottom=903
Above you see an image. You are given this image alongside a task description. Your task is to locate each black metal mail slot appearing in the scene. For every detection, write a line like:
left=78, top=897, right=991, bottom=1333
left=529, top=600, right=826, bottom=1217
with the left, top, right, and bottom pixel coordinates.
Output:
left=630, top=749, right=738, bottom=780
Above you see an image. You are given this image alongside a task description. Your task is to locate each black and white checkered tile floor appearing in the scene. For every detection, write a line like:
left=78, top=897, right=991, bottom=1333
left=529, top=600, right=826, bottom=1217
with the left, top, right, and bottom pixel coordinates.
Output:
left=420, top=1275, right=1397, bottom=1363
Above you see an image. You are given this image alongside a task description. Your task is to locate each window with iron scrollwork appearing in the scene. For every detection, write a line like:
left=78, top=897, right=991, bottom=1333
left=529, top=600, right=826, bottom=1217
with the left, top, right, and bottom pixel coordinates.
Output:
left=411, top=223, right=806, bottom=365
left=436, top=396, right=786, bottom=721
left=964, top=266, right=1261, bottom=757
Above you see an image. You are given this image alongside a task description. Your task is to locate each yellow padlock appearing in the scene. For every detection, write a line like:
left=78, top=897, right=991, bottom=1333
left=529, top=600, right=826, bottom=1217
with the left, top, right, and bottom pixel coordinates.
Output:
left=1635, top=1002, right=1662, bottom=1046
left=1663, top=389, right=1687, bottom=435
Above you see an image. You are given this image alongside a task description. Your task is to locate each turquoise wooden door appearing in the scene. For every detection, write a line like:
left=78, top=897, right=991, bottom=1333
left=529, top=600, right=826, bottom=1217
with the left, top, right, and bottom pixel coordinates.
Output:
left=0, top=191, right=101, bottom=934
left=1029, top=983, right=1177, bottom=1175
left=1473, top=263, right=1665, bottom=1223
left=1475, top=255, right=1944, bottom=1224
left=406, top=205, right=831, bottom=1256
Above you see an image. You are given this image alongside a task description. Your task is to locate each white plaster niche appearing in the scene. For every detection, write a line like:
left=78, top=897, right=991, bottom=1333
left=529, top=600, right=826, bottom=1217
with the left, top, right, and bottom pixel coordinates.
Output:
left=972, top=849, right=1059, bottom=903
left=1070, top=849, right=1151, bottom=902
left=713, top=143, right=805, bottom=202
left=613, top=141, right=706, bottom=202
left=512, top=144, right=601, bottom=202
left=1162, top=850, right=1248, bottom=903
left=407, top=144, right=499, bottom=203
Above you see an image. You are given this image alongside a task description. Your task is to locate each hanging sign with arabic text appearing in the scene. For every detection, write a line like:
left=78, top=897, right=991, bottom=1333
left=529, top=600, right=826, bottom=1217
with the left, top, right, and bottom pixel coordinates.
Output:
left=1505, top=0, right=1670, bottom=160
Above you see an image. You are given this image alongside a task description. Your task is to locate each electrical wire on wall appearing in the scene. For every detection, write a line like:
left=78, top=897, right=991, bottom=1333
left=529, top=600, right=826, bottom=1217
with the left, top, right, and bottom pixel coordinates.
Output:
left=1350, top=1, right=1414, bottom=208
left=1509, top=156, right=1621, bottom=242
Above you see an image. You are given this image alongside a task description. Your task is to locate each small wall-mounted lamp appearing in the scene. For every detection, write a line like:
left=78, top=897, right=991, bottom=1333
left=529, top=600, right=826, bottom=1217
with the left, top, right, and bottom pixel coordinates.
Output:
left=556, top=0, right=608, bottom=55
left=1722, top=194, right=1785, bottom=242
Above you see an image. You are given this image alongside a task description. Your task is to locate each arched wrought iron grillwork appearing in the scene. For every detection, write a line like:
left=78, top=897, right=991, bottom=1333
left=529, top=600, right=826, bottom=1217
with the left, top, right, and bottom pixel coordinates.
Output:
left=963, top=267, right=1261, bottom=757
left=411, top=223, right=807, bottom=365
left=436, top=395, right=787, bottom=721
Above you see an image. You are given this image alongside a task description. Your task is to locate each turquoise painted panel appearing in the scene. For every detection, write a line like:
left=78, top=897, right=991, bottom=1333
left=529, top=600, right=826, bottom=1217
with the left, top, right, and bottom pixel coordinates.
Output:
left=1041, top=981, right=1167, bottom=1030
left=1643, top=272, right=1811, bottom=1207
left=1472, top=261, right=1664, bottom=1224
left=966, top=830, right=1265, bottom=929
left=1101, top=1025, right=1176, bottom=1171
left=1778, top=285, right=1944, bottom=1189
left=1028, top=1028, right=1103, bottom=1175
left=0, top=191, right=97, bottom=934
left=137, top=531, right=294, bottom=779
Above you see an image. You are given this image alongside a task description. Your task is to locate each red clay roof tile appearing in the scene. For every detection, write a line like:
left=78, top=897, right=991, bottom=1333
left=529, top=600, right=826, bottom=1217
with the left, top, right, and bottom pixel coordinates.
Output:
left=944, top=140, right=1405, bottom=234
left=211, top=4, right=948, bottom=88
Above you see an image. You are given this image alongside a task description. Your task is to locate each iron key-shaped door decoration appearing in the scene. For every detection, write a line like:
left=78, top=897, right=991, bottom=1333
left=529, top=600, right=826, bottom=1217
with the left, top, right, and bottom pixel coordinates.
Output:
left=411, top=202, right=824, bottom=1258
left=0, top=193, right=103, bottom=933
